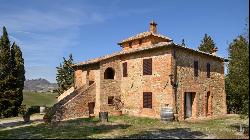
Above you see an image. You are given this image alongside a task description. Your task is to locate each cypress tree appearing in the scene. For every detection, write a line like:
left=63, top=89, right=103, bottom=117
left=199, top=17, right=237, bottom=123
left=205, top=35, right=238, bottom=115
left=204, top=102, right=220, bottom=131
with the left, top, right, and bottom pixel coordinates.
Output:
left=0, top=26, right=16, bottom=118
left=198, top=33, right=217, bottom=54
left=0, top=27, right=25, bottom=117
left=181, top=39, right=185, bottom=46
left=56, top=54, right=74, bottom=95
left=11, top=43, right=25, bottom=116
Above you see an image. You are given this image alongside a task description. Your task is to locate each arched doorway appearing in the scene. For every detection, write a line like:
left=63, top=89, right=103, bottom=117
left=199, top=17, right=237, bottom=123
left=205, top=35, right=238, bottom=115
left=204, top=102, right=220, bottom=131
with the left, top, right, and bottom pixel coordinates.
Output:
left=104, top=67, right=115, bottom=79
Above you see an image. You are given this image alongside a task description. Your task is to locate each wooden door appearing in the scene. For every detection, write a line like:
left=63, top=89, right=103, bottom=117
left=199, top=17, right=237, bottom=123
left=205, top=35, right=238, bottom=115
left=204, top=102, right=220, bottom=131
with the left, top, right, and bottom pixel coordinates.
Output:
left=88, top=102, right=95, bottom=115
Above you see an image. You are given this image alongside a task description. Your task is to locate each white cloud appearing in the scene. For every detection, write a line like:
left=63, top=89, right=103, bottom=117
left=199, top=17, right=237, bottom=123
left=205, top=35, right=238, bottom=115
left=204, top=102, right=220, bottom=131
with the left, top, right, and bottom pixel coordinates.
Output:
left=0, top=1, right=152, bottom=82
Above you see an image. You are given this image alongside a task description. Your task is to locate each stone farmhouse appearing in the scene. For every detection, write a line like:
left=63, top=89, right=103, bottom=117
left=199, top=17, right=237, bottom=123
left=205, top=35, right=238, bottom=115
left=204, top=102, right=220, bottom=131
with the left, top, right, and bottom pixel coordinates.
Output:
left=47, top=21, right=227, bottom=122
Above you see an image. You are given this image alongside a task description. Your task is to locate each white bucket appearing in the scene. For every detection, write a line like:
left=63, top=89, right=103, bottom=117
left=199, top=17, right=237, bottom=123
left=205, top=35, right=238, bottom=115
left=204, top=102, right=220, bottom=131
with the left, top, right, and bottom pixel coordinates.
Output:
left=40, top=106, right=45, bottom=114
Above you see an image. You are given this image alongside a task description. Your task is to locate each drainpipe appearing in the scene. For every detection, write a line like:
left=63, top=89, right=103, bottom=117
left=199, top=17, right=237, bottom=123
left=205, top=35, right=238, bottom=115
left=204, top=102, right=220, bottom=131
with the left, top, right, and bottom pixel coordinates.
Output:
left=173, top=54, right=178, bottom=115
left=171, top=48, right=178, bottom=115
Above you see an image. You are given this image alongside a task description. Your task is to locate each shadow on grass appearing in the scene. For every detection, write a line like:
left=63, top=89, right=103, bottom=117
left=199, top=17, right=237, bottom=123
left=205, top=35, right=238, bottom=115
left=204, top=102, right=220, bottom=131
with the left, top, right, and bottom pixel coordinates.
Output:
left=117, top=128, right=208, bottom=139
left=0, top=117, right=131, bottom=139
left=0, top=119, right=43, bottom=129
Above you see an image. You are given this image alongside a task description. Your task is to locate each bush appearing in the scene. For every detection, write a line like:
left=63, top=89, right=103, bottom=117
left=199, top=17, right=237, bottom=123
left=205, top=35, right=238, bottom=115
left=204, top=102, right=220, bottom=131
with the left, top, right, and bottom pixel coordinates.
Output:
left=43, top=107, right=53, bottom=123
left=18, top=105, right=40, bottom=116
left=28, top=106, right=40, bottom=114
left=18, top=105, right=27, bottom=116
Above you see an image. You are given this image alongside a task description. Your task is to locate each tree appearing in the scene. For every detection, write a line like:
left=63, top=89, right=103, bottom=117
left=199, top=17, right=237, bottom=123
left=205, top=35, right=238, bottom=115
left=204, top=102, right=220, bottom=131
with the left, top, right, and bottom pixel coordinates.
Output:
left=181, top=39, right=185, bottom=46
left=56, top=54, right=74, bottom=95
left=0, top=27, right=15, bottom=117
left=10, top=43, right=25, bottom=116
left=226, top=35, right=249, bottom=115
left=198, top=33, right=217, bottom=54
left=0, top=27, right=25, bottom=118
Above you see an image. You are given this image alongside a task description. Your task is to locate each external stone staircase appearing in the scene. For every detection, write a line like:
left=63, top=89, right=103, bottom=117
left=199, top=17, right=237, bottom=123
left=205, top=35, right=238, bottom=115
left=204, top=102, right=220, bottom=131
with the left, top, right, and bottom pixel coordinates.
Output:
left=44, top=83, right=96, bottom=123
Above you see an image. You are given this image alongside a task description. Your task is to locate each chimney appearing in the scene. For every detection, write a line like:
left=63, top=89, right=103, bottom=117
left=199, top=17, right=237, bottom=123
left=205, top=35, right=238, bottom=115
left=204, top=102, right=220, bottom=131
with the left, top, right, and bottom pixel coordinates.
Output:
left=211, top=47, right=218, bottom=55
left=150, top=21, right=157, bottom=33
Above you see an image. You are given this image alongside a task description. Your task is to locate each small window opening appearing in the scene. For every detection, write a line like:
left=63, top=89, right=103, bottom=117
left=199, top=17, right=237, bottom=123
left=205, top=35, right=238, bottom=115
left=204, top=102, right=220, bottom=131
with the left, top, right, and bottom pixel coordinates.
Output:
left=104, top=67, right=115, bottom=79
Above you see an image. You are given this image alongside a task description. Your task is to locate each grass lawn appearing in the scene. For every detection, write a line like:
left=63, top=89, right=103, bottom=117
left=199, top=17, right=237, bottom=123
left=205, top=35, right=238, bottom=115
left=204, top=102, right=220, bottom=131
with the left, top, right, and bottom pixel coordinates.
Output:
left=22, top=92, right=58, bottom=107
left=0, top=114, right=248, bottom=139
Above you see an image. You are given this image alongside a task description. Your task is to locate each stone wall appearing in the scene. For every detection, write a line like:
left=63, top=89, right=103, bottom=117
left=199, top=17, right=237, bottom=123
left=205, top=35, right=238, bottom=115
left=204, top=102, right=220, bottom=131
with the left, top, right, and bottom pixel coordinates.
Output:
left=122, top=36, right=170, bottom=51
left=74, top=69, right=83, bottom=89
left=174, top=48, right=227, bottom=120
left=74, top=64, right=100, bottom=89
left=70, top=44, right=226, bottom=121
left=99, top=58, right=122, bottom=114
left=59, top=84, right=96, bottom=120
left=120, top=47, right=173, bottom=118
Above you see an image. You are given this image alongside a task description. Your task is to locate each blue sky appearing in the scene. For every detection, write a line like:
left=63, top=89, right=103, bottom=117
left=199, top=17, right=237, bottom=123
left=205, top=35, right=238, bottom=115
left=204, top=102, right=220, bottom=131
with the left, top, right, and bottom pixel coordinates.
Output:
left=0, top=0, right=248, bottom=83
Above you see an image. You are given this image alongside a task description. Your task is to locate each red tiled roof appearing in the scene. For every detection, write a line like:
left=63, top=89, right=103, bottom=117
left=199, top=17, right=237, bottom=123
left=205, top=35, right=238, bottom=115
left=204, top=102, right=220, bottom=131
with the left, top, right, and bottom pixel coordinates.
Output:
left=117, top=31, right=172, bottom=45
left=72, top=42, right=226, bottom=67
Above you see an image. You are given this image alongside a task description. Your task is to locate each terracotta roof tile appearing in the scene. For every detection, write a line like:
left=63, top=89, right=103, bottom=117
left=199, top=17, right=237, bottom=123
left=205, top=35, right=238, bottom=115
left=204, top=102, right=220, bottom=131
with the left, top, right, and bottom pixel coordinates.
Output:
left=117, top=31, right=172, bottom=45
left=72, top=42, right=226, bottom=67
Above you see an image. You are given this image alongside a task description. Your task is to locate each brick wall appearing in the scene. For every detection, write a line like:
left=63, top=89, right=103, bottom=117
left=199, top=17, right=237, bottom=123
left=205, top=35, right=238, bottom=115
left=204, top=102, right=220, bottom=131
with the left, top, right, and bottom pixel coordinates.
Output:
left=60, top=84, right=96, bottom=120
left=99, top=58, right=122, bottom=114
left=120, top=47, right=173, bottom=118
left=122, top=36, right=170, bottom=51
left=174, top=48, right=227, bottom=120
left=70, top=44, right=226, bottom=121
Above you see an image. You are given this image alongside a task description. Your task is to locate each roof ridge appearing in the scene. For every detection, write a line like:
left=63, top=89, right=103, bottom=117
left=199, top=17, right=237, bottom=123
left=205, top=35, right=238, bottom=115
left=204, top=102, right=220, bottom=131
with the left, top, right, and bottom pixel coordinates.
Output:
left=73, top=42, right=226, bottom=67
left=118, top=31, right=172, bottom=45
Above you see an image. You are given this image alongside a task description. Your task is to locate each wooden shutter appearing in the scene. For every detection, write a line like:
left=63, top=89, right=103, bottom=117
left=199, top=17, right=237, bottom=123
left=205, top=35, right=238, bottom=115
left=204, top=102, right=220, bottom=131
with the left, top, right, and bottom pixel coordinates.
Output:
left=194, top=61, right=198, bottom=77
left=207, top=63, right=210, bottom=78
left=123, top=62, right=128, bottom=77
left=143, top=58, right=152, bottom=75
left=108, top=96, right=114, bottom=105
left=143, top=92, right=152, bottom=108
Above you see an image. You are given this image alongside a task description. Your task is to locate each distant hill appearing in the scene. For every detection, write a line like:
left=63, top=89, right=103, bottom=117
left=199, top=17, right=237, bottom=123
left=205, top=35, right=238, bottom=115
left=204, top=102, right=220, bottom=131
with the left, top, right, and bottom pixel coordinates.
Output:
left=24, top=78, right=58, bottom=93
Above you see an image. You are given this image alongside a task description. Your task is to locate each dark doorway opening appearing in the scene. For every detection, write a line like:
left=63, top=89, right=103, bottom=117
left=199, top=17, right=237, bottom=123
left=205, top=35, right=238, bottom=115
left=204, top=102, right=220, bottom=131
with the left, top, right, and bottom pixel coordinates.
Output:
left=206, top=91, right=212, bottom=116
left=104, top=67, right=115, bottom=79
left=184, top=92, right=196, bottom=119
left=88, top=102, right=95, bottom=115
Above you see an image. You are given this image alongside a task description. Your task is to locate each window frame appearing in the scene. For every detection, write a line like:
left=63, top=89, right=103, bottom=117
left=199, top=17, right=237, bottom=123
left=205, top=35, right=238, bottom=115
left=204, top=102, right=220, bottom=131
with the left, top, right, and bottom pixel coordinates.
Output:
left=143, top=58, right=152, bottom=75
left=194, top=61, right=199, bottom=77
left=123, top=62, right=128, bottom=77
left=129, top=42, right=132, bottom=48
left=104, top=67, right=115, bottom=79
left=143, top=92, right=152, bottom=108
left=139, top=39, right=142, bottom=45
left=108, top=96, right=114, bottom=105
left=207, top=63, right=211, bottom=78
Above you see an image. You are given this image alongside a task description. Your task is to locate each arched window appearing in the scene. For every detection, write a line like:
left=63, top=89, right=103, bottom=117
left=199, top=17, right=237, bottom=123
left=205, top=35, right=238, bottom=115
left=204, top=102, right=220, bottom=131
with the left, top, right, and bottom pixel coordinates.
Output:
left=104, top=67, right=115, bottom=79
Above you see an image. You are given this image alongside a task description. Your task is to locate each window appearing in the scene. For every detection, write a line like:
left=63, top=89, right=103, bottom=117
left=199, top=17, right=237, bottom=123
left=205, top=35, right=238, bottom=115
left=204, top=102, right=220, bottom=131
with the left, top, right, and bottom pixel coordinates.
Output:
left=108, top=96, right=114, bottom=105
left=207, top=63, right=210, bottom=78
left=129, top=42, right=132, bottom=48
left=173, top=49, right=176, bottom=59
left=123, top=62, right=128, bottom=77
left=139, top=39, right=142, bottom=45
left=143, top=92, right=152, bottom=108
left=89, top=80, right=94, bottom=85
left=194, top=61, right=198, bottom=77
left=104, top=67, right=115, bottom=79
left=143, top=58, right=152, bottom=75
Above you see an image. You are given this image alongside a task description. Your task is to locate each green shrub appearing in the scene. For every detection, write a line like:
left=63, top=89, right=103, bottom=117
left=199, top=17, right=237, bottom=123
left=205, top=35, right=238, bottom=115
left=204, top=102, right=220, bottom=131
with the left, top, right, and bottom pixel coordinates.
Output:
left=18, top=105, right=39, bottom=116
left=29, top=106, right=40, bottom=114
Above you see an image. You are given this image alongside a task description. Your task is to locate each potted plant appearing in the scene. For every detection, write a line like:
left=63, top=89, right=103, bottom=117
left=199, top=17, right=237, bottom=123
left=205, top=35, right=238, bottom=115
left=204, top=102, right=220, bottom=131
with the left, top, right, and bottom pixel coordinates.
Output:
left=112, top=95, right=124, bottom=116
left=19, top=105, right=31, bottom=123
